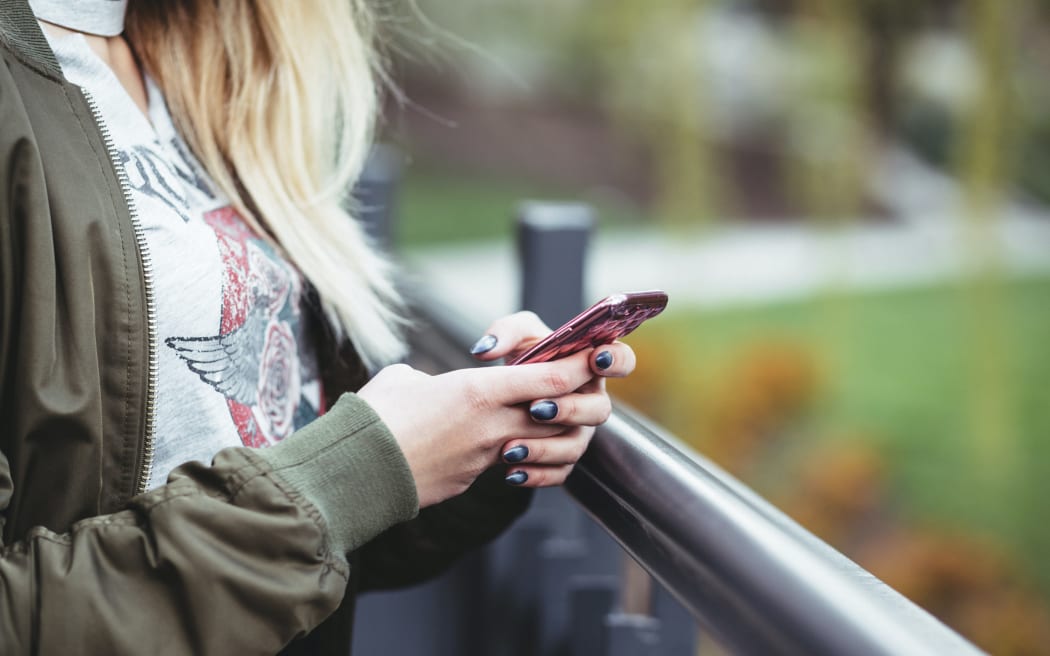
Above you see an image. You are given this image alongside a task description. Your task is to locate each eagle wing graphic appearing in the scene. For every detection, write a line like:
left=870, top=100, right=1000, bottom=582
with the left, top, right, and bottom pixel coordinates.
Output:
left=165, top=308, right=268, bottom=406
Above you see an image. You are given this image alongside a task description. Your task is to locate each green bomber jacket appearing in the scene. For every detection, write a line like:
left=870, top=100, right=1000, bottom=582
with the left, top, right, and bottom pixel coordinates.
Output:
left=0, top=1, right=530, bottom=653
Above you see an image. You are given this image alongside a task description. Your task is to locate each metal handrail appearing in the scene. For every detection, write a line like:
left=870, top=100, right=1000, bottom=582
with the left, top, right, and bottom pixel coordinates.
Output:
left=403, top=284, right=985, bottom=656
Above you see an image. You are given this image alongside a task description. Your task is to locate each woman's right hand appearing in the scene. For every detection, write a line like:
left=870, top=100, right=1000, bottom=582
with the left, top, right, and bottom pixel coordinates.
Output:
left=356, top=350, right=600, bottom=508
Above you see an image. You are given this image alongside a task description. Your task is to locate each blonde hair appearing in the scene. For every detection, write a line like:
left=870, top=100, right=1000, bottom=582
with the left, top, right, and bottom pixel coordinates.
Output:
left=127, top=0, right=405, bottom=371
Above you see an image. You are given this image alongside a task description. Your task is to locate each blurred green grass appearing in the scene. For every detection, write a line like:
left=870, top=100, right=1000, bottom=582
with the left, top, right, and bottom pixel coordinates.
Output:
left=396, top=166, right=643, bottom=246
left=397, top=165, right=1050, bottom=595
left=633, top=275, right=1050, bottom=593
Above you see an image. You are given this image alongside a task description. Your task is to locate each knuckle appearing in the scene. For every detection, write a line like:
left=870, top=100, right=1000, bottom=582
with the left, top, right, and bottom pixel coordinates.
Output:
left=527, top=469, right=547, bottom=487
left=573, top=438, right=590, bottom=461
left=493, top=311, right=531, bottom=334
left=550, top=398, right=572, bottom=423
left=476, top=425, right=500, bottom=451
left=518, top=310, right=542, bottom=326
left=380, top=362, right=411, bottom=379
left=460, top=379, right=490, bottom=412
left=469, top=452, right=491, bottom=477
left=620, top=352, right=637, bottom=376
left=552, top=466, right=573, bottom=486
left=544, top=371, right=572, bottom=397
left=452, top=478, right=472, bottom=498
left=458, top=453, right=488, bottom=486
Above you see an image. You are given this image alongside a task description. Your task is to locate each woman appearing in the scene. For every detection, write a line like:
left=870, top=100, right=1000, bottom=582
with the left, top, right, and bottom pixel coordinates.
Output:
left=0, top=0, right=635, bottom=654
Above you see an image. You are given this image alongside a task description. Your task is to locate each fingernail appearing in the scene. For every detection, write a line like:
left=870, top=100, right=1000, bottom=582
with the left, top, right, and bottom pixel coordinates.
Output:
left=470, top=334, right=498, bottom=355
left=529, top=400, right=558, bottom=422
left=505, top=470, right=528, bottom=486
left=503, top=445, right=529, bottom=463
left=595, top=350, right=613, bottom=370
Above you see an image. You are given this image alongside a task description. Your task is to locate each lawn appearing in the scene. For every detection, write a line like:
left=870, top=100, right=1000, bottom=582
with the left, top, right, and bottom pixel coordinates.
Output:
left=395, top=164, right=644, bottom=247
left=396, top=163, right=1050, bottom=632
left=617, top=275, right=1050, bottom=598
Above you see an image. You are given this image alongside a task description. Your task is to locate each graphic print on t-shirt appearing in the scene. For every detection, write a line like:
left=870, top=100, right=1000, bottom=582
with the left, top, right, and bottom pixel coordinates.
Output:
left=166, top=207, right=320, bottom=447
left=43, top=32, right=325, bottom=485
left=118, top=137, right=215, bottom=223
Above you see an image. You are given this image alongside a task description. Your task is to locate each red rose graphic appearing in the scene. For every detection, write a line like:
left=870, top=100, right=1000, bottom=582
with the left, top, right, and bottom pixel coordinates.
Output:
left=252, top=319, right=301, bottom=441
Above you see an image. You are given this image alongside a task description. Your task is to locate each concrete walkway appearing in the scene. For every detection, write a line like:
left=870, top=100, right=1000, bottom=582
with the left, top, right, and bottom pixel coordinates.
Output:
left=403, top=148, right=1050, bottom=325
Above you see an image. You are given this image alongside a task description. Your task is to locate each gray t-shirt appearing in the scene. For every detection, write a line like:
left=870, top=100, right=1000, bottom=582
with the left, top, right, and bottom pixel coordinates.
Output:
left=43, top=30, right=325, bottom=490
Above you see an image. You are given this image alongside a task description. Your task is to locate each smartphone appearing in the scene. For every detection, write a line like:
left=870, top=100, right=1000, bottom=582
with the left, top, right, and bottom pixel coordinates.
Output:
left=508, top=291, right=668, bottom=365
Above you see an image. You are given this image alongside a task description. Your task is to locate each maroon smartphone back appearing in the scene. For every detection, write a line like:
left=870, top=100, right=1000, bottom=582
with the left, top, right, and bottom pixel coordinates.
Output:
left=509, top=291, right=667, bottom=365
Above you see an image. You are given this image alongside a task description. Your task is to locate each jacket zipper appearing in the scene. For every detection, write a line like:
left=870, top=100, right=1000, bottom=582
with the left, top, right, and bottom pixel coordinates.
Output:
left=83, top=91, right=159, bottom=495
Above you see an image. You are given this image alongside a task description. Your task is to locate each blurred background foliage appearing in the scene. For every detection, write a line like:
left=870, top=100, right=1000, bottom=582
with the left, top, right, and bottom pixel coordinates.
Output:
left=376, top=0, right=1050, bottom=653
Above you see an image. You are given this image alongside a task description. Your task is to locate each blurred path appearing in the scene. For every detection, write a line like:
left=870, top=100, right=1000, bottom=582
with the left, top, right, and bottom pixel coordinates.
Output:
left=404, top=148, right=1050, bottom=324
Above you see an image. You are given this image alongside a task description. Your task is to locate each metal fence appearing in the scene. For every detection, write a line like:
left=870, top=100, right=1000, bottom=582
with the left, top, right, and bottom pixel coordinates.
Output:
left=350, top=150, right=985, bottom=656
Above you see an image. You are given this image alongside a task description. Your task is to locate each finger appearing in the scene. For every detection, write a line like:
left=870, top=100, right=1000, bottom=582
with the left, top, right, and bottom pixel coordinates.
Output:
left=589, top=342, right=636, bottom=378
left=500, top=427, right=594, bottom=466
left=504, top=464, right=576, bottom=488
left=526, top=392, right=612, bottom=427
left=496, top=406, right=570, bottom=440
left=479, top=349, right=597, bottom=404
left=577, top=376, right=605, bottom=395
left=469, top=311, right=552, bottom=361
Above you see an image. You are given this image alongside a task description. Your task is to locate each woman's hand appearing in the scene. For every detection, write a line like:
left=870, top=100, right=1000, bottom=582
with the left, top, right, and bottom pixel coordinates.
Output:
left=357, top=311, right=635, bottom=508
left=471, top=311, right=636, bottom=488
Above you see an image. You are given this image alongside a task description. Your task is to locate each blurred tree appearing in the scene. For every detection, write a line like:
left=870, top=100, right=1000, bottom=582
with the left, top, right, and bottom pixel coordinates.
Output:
left=580, top=0, right=719, bottom=227
left=960, top=0, right=1017, bottom=496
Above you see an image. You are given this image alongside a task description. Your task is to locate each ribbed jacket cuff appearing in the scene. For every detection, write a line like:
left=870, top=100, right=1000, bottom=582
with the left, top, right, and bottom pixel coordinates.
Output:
left=254, top=393, right=419, bottom=555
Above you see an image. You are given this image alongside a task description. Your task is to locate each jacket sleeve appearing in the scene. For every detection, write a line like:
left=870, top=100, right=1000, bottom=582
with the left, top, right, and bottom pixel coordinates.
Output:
left=312, top=312, right=534, bottom=591
left=0, top=393, right=419, bottom=656
left=357, top=465, right=532, bottom=591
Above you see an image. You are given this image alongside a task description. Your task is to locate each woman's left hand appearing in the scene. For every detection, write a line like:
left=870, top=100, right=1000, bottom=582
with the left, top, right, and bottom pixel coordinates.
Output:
left=469, top=311, right=637, bottom=487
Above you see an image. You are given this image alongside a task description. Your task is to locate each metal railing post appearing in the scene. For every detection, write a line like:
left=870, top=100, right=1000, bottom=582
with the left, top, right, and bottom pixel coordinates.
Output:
left=354, top=176, right=703, bottom=655
left=516, top=202, right=616, bottom=655
left=511, top=202, right=695, bottom=655
left=354, top=144, right=402, bottom=252
left=517, top=201, right=594, bottom=328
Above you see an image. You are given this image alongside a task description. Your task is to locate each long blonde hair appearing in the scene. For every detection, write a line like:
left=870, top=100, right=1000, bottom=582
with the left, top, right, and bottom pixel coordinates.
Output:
left=127, top=0, right=405, bottom=371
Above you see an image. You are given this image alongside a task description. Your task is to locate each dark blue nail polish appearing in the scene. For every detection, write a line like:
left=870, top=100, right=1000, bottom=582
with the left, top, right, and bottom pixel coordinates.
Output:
left=470, top=334, right=498, bottom=355
left=529, top=401, right=558, bottom=422
left=505, top=471, right=528, bottom=486
left=595, top=350, right=613, bottom=370
left=503, top=445, right=529, bottom=463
